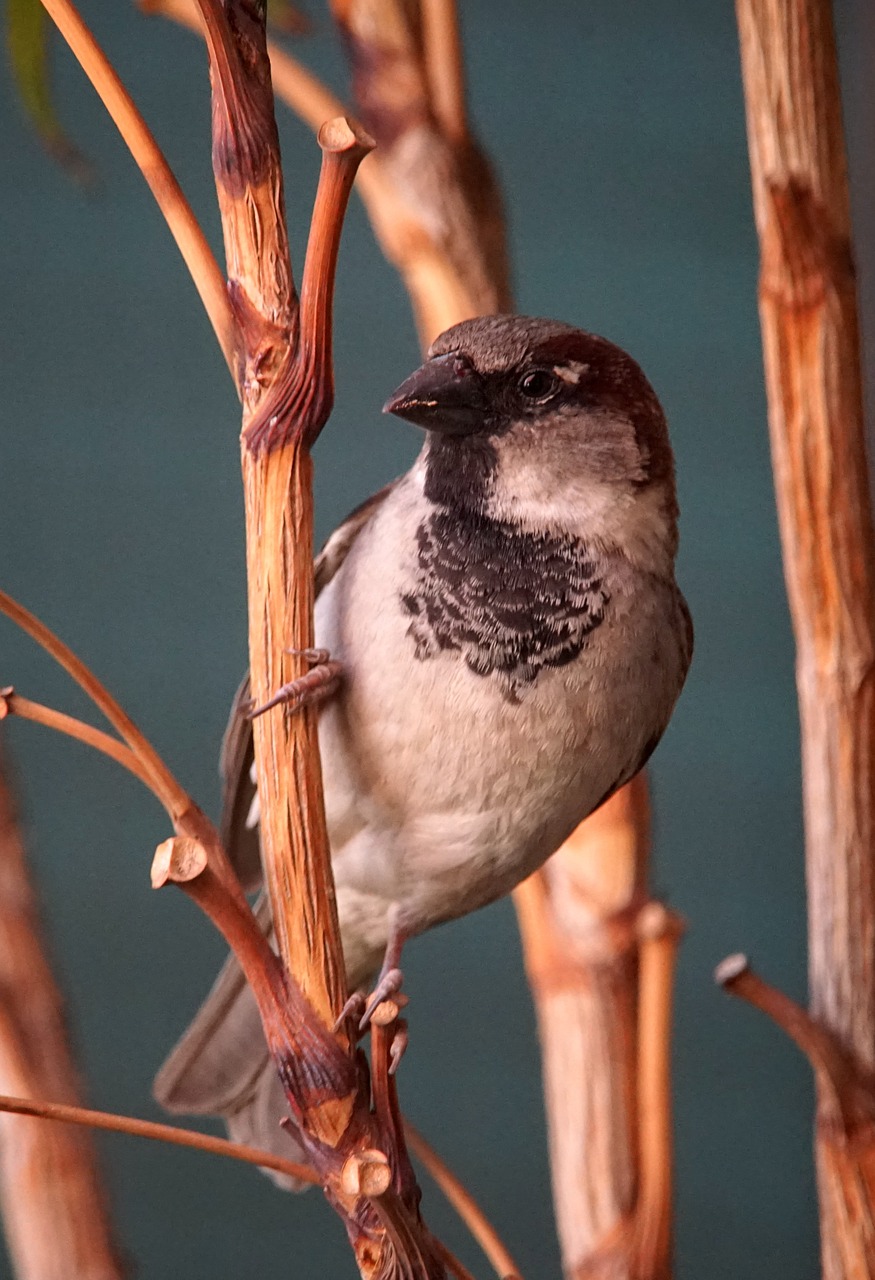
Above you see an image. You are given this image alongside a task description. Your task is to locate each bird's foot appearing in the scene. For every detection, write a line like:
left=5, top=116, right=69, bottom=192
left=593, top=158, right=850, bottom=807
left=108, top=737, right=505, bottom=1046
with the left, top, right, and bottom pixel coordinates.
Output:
left=246, top=649, right=343, bottom=720
left=360, top=968, right=404, bottom=1029
left=334, top=969, right=406, bottom=1036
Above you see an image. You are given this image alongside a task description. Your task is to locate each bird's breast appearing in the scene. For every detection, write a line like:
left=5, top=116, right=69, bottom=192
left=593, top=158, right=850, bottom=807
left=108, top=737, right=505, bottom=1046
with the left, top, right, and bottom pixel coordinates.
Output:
left=315, top=482, right=688, bottom=928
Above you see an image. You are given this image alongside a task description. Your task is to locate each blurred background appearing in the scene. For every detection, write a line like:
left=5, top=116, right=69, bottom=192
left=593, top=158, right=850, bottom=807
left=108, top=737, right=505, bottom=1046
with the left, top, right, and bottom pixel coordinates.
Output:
left=1, top=1, right=873, bottom=1275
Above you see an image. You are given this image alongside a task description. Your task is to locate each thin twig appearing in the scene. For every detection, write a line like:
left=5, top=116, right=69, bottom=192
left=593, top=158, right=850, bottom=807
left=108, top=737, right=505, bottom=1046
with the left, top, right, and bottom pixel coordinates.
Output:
left=39, top=0, right=238, bottom=378
left=0, top=589, right=190, bottom=820
left=0, top=690, right=158, bottom=796
left=404, top=1121, right=524, bottom=1280
left=0, top=1093, right=320, bottom=1185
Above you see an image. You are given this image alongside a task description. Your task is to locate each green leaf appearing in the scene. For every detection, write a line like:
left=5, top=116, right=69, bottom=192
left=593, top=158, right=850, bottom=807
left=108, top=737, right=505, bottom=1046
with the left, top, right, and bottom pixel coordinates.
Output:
left=5, top=0, right=91, bottom=181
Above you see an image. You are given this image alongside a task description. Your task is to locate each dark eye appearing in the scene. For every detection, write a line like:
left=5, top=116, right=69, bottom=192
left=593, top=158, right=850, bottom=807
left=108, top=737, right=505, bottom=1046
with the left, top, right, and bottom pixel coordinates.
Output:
left=518, top=369, right=560, bottom=402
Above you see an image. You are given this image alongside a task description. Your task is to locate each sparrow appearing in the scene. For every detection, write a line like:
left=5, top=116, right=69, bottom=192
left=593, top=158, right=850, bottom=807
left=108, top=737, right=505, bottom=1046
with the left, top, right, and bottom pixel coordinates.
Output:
left=154, top=315, right=693, bottom=1184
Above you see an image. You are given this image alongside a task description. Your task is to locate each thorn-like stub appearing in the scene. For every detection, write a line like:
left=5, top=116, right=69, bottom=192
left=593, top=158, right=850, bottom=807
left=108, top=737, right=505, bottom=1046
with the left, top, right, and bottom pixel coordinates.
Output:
left=151, top=837, right=208, bottom=889
left=370, top=994, right=408, bottom=1027
left=341, top=1148, right=392, bottom=1198
left=370, top=1000, right=399, bottom=1027
left=715, top=953, right=750, bottom=987
left=317, top=116, right=375, bottom=159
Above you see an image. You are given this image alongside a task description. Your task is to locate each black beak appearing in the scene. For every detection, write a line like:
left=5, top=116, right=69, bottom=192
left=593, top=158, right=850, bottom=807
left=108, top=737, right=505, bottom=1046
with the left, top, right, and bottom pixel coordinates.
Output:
left=382, top=352, right=487, bottom=435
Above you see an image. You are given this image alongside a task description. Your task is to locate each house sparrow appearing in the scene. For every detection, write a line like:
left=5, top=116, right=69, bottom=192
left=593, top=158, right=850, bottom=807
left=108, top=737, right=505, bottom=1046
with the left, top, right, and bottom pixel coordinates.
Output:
left=155, top=315, right=692, bottom=1183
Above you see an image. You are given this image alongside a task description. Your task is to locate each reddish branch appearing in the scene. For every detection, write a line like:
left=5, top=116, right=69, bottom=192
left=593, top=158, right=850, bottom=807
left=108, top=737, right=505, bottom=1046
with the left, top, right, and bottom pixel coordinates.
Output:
left=732, top=0, right=875, bottom=1275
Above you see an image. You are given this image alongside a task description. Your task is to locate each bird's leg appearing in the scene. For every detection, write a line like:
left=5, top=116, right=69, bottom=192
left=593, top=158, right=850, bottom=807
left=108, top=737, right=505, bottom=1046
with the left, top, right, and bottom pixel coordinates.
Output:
left=246, top=649, right=343, bottom=720
left=335, top=911, right=408, bottom=1035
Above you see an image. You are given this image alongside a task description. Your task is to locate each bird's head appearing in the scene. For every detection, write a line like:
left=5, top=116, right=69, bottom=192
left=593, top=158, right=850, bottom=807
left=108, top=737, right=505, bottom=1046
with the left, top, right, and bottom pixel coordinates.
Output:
left=384, top=315, right=679, bottom=565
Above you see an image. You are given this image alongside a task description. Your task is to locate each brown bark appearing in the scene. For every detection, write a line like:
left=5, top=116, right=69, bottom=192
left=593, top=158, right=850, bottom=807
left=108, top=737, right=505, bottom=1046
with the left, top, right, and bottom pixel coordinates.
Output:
left=734, top=0, right=875, bottom=1274
left=0, top=740, right=123, bottom=1280
left=515, top=781, right=680, bottom=1280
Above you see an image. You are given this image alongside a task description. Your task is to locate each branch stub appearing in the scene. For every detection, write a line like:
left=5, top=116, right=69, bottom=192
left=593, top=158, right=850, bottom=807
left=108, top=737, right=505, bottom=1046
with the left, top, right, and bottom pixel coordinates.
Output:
left=151, top=837, right=209, bottom=889
left=341, top=1148, right=392, bottom=1197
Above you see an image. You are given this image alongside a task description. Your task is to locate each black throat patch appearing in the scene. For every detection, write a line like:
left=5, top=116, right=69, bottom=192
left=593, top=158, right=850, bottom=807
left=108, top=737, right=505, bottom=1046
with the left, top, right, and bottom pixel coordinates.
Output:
left=400, top=504, right=610, bottom=696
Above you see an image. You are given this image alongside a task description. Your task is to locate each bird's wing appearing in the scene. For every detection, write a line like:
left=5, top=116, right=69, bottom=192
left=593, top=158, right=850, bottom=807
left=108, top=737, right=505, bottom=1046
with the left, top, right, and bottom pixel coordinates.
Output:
left=153, top=481, right=398, bottom=1157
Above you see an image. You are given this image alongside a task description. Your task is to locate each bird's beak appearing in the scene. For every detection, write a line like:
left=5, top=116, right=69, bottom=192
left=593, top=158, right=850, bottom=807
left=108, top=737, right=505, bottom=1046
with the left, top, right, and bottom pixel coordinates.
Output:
left=382, top=352, right=487, bottom=434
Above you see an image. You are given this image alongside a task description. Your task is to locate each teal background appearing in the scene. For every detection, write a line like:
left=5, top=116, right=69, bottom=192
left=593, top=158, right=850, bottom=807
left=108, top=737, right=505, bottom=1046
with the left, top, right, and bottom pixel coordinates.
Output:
left=1, top=1, right=873, bottom=1275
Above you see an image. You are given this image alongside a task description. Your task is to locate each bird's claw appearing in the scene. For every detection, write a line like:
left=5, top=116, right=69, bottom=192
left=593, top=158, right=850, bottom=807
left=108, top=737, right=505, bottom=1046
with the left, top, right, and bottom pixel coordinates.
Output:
left=334, top=991, right=367, bottom=1035
left=246, top=650, right=343, bottom=720
left=388, top=1020, right=408, bottom=1075
left=334, top=969, right=406, bottom=1037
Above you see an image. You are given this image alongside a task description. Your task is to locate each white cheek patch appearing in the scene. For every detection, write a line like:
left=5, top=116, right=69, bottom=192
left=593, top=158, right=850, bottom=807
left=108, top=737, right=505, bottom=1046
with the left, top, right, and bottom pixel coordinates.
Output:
left=553, top=360, right=589, bottom=385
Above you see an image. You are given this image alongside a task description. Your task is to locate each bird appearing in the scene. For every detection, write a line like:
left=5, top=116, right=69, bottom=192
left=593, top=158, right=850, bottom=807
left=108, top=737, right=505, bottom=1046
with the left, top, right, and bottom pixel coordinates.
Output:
left=154, top=314, right=693, bottom=1185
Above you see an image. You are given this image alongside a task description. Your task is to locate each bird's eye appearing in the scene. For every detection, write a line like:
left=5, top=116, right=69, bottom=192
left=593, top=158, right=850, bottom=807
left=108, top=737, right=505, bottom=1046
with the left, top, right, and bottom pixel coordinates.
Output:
left=518, top=369, right=560, bottom=402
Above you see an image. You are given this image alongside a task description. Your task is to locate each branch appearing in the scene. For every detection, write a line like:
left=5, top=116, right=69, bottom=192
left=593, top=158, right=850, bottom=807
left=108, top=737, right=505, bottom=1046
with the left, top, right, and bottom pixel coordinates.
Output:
left=514, top=776, right=657, bottom=1279
left=0, top=592, right=351, bottom=1156
left=716, top=954, right=875, bottom=1132
left=39, top=0, right=238, bottom=378
left=329, top=0, right=510, bottom=343
left=0, top=744, right=123, bottom=1280
left=735, top=1, right=875, bottom=1275
left=717, top=955, right=875, bottom=1275
left=631, top=904, right=685, bottom=1280
left=420, top=0, right=468, bottom=144
left=0, top=1091, right=319, bottom=1185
